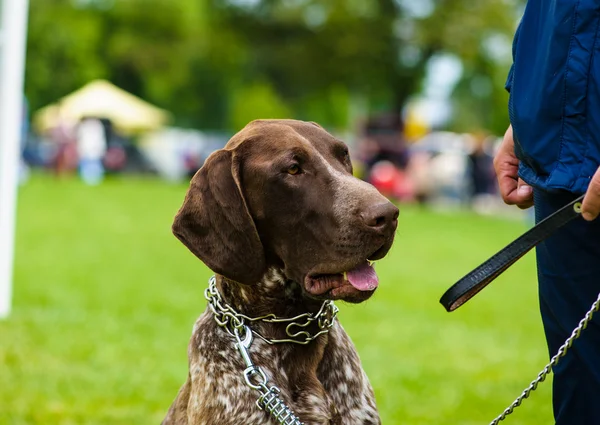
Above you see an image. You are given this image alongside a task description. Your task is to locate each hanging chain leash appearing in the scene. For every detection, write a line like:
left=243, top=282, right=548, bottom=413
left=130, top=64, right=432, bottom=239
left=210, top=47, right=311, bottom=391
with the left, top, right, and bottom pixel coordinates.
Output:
left=234, top=325, right=304, bottom=425
left=489, top=289, right=600, bottom=424
left=204, top=275, right=340, bottom=424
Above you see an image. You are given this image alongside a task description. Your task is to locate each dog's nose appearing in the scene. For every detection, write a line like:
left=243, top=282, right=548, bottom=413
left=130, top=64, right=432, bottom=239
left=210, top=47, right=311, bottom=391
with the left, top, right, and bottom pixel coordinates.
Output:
left=360, top=202, right=399, bottom=231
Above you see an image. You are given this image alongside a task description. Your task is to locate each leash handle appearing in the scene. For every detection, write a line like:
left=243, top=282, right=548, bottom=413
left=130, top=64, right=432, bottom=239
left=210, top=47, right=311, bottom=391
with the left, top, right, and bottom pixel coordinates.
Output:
left=440, top=195, right=584, bottom=312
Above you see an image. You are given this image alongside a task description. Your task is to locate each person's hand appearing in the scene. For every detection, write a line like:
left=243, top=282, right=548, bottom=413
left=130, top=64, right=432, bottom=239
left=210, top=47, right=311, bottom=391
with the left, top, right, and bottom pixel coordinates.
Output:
left=582, top=166, right=600, bottom=221
left=493, top=125, right=534, bottom=209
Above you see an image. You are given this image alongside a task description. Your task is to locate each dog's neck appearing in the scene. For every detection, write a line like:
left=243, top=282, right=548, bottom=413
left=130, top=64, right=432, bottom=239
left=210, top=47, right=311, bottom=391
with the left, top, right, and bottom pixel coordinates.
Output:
left=216, top=268, right=324, bottom=317
left=208, top=271, right=355, bottom=424
left=215, top=268, right=330, bottom=344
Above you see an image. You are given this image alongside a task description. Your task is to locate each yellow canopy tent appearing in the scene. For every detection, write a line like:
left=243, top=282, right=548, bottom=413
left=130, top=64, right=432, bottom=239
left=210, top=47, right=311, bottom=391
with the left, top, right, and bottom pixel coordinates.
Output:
left=33, top=80, right=170, bottom=135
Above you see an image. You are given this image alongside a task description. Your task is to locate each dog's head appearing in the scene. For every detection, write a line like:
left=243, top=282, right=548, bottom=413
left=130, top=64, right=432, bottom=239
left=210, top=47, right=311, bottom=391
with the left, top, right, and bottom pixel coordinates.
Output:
left=173, top=119, right=398, bottom=303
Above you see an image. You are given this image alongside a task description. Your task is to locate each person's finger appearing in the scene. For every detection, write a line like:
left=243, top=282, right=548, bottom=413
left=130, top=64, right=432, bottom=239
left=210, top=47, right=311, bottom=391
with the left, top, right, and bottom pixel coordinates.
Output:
left=501, top=177, right=533, bottom=208
left=494, top=128, right=519, bottom=200
left=495, top=152, right=533, bottom=207
left=582, top=167, right=600, bottom=221
left=515, top=178, right=534, bottom=209
left=493, top=126, right=534, bottom=209
left=496, top=165, right=517, bottom=202
left=496, top=154, right=534, bottom=207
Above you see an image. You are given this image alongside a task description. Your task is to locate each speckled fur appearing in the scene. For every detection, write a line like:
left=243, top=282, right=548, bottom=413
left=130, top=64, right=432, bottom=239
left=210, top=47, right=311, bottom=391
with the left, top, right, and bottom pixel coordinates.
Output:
left=162, top=270, right=381, bottom=425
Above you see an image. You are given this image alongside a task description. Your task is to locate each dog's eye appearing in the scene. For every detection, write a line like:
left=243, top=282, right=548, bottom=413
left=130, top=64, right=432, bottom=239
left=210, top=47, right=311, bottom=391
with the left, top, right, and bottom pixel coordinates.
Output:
left=287, top=164, right=301, bottom=175
left=336, top=145, right=350, bottom=162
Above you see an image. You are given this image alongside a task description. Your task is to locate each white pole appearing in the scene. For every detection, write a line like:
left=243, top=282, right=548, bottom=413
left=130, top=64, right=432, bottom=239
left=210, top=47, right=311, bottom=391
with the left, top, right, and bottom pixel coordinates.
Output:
left=0, top=0, right=29, bottom=319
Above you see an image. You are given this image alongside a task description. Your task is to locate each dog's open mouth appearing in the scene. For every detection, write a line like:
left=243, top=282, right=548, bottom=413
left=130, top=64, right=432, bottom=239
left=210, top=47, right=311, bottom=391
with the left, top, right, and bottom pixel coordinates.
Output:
left=306, top=261, right=378, bottom=299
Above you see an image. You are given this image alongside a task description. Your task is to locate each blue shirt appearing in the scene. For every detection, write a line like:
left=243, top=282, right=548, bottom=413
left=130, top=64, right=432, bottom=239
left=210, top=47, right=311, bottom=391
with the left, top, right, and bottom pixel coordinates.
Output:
left=507, top=0, right=600, bottom=194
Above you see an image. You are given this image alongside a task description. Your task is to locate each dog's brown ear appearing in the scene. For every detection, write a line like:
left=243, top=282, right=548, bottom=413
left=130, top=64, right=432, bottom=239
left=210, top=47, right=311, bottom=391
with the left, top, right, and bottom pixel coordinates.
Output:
left=172, top=149, right=265, bottom=285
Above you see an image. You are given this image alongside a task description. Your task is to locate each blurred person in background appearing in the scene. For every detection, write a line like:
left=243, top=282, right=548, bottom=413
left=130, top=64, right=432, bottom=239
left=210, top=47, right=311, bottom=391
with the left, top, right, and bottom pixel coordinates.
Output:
left=100, top=118, right=127, bottom=175
left=76, top=117, right=107, bottom=185
left=467, top=133, right=496, bottom=205
left=496, top=1, right=600, bottom=423
left=358, top=113, right=412, bottom=201
left=50, top=105, right=77, bottom=177
left=359, top=113, right=409, bottom=176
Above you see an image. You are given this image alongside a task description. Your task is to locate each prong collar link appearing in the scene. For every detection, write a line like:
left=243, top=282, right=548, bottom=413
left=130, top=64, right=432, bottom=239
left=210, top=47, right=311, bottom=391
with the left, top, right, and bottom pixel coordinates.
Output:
left=204, top=275, right=339, bottom=345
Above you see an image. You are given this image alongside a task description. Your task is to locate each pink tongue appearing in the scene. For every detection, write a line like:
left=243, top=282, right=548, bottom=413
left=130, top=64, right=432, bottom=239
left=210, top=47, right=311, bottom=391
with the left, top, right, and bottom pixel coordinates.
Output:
left=346, top=262, right=379, bottom=291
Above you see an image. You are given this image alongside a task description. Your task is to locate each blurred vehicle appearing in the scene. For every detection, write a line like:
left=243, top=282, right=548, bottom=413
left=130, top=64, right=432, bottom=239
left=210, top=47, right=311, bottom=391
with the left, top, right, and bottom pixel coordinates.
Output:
left=406, top=131, right=501, bottom=207
left=140, top=128, right=229, bottom=181
left=407, top=131, right=473, bottom=205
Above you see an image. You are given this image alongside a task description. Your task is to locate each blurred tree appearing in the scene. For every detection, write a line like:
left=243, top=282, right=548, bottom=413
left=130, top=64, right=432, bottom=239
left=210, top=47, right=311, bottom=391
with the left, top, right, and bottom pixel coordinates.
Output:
left=229, top=80, right=291, bottom=129
left=26, top=1, right=108, bottom=113
left=207, top=0, right=524, bottom=133
left=208, top=0, right=418, bottom=128
left=24, top=0, right=524, bottom=134
left=26, top=0, right=221, bottom=128
left=101, top=0, right=213, bottom=127
left=418, top=0, right=524, bottom=133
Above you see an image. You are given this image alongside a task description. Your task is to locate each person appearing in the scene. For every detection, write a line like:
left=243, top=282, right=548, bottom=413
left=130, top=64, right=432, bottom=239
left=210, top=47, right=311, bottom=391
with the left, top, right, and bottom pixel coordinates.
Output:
left=76, top=117, right=107, bottom=185
left=467, top=134, right=495, bottom=202
left=50, top=105, right=77, bottom=177
left=495, top=2, right=600, bottom=423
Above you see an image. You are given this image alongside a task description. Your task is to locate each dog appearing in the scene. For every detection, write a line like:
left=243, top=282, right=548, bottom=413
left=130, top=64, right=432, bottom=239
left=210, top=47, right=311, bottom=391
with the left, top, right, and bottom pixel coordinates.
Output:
left=163, top=119, right=398, bottom=425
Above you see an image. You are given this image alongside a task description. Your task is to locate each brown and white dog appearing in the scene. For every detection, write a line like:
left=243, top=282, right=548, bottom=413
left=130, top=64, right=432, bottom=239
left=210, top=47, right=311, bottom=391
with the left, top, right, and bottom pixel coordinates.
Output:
left=164, top=119, right=398, bottom=425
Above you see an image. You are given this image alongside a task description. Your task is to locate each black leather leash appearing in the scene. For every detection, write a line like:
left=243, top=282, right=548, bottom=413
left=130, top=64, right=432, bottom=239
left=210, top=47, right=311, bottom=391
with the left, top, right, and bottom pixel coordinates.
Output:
left=440, top=195, right=584, bottom=312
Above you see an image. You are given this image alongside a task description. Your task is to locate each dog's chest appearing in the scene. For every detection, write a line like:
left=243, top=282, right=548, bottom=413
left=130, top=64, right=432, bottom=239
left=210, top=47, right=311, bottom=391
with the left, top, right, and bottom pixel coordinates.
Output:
left=187, top=314, right=331, bottom=424
left=316, top=325, right=381, bottom=425
left=187, top=314, right=379, bottom=425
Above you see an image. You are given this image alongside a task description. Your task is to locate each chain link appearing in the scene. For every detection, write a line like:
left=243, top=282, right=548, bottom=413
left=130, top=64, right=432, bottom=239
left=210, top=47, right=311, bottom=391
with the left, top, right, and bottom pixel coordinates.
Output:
left=258, top=386, right=304, bottom=425
left=489, top=290, right=600, bottom=425
left=204, top=275, right=339, bottom=344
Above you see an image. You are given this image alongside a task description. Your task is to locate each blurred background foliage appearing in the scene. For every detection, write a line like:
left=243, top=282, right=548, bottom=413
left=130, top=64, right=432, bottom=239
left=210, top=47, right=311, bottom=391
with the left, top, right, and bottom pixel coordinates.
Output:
left=25, top=0, right=524, bottom=134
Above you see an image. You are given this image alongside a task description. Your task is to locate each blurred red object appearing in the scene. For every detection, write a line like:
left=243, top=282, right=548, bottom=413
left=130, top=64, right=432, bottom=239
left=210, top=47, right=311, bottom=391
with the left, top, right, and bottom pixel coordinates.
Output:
left=370, top=161, right=397, bottom=194
left=369, top=160, right=414, bottom=201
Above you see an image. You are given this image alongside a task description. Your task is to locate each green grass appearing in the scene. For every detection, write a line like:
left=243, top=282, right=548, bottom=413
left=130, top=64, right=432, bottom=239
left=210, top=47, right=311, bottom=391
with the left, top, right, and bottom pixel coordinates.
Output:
left=0, top=175, right=553, bottom=425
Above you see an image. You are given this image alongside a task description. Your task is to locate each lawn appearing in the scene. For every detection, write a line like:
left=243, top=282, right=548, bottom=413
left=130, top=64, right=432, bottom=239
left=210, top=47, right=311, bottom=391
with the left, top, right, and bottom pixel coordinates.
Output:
left=0, top=175, right=553, bottom=425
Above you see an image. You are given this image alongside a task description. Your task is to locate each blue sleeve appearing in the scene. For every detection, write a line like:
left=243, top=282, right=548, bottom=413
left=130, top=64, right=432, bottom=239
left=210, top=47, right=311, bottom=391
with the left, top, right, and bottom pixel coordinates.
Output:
left=505, top=21, right=522, bottom=94
left=505, top=64, right=514, bottom=93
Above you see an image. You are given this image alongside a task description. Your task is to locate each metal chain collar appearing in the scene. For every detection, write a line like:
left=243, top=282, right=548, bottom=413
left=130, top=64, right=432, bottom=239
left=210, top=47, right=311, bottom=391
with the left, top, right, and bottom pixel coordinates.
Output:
left=204, top=275, right=339, bottom=345
left=204, top=276, right=327, bottom=424
left=489, top=289, right=600, bottom=424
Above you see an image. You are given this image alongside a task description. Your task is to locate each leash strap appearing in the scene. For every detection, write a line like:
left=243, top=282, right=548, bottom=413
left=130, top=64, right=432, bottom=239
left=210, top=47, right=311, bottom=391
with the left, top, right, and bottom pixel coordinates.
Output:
left=440, top=195, right=584, bottom=312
